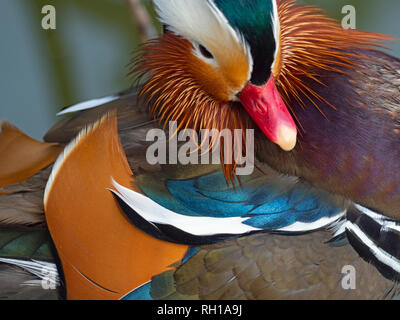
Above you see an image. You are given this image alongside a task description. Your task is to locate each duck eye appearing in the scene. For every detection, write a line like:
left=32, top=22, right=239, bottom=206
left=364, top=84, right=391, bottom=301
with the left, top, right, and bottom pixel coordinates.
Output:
left=162, top=24, right=168, bottom=34
left=198, top=44, right=214, bottom=60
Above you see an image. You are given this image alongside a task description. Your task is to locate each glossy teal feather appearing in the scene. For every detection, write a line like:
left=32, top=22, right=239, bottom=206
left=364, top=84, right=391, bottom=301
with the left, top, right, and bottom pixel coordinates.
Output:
left=122, top=282, right=152, bottom=301
left=123, top=247, right=201, bottom=300
left=139, top=169, right=345, bottom=232
left=213, top=0, right=274, bottom=38
left=213, top=0, right=276, bottom=84
left=0, top=229, right=54, bottom=262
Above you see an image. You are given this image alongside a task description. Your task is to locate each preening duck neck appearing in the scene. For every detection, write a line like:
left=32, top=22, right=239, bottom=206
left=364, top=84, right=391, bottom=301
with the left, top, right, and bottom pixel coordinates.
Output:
left=257, top=50, right=400, bottom=218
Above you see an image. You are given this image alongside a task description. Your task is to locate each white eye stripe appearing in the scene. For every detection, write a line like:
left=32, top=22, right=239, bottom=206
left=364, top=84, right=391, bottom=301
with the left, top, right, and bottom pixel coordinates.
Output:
left=154, top=0, right=253, bottom=72
left=271, top=0, right=280, bottom=46
left=154, top=0, right=235, bottom=43
left=271, top=0, right=281, bottom=72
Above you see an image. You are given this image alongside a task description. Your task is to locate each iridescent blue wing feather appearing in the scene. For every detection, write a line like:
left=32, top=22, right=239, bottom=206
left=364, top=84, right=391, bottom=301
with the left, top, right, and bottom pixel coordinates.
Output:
left=112, top=166, right=347, bottom=245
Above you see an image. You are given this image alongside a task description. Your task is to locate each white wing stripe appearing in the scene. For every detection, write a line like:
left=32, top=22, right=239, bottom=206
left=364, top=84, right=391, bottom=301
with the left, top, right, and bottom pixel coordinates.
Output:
left=0, top=258, right=60, bottom=287
left=355, top=204, right=400, bottom=233
left=57, top=95, right=119, bottom=116
left=111, top=179, right=260, bottom=236
left=345, top=221, right=400, bottom=273
left=279, top=212, right=345, bottom=233
left=112, top=179, right=347, bottom=236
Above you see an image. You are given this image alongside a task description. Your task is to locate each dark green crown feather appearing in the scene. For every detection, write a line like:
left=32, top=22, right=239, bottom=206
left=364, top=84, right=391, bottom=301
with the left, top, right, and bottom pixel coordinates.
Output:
left=213, top=0, right=277, bottom=85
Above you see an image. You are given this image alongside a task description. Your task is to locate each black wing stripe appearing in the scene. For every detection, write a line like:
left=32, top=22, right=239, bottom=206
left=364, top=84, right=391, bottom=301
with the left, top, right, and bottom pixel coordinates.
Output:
left=112, top=191, right=257, bottom=245
left=346, top=206, right=400, bottom=282
left=346, top=228, right=400, bottom=282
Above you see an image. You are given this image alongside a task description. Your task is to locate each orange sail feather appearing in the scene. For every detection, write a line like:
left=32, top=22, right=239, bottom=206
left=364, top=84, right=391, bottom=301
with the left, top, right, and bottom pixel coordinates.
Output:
left=0, top=122, right=63, bottom=195
left=44, top=113, right=188, bottom=300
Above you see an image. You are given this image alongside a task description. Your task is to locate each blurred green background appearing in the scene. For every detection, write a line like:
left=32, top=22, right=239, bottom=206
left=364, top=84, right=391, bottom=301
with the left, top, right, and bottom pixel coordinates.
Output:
left=0, top=0, right=399, bottom=139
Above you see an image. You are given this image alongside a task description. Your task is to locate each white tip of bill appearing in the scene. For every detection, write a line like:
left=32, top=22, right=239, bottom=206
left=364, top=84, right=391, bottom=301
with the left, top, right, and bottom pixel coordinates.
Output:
left=277, top=125, right=297, bottom=151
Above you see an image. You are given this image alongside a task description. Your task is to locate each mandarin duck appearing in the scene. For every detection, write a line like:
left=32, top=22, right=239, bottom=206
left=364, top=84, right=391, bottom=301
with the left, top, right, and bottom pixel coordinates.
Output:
left=1, top=0, right=400, bottom=300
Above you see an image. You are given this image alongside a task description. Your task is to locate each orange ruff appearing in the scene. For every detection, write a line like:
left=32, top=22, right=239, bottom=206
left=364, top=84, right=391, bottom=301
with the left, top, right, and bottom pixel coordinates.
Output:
left=44, top=114, right=187, bottom=300
left=0, top=122, right=62, bottom=194
left=275, top=0, right=390, bottom=119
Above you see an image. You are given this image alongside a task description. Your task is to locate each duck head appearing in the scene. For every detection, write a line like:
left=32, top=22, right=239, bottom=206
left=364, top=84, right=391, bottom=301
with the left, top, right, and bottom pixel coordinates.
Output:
left=132, top=0, right=384, bottom=179
left=133, top=0, right=296, bottom=151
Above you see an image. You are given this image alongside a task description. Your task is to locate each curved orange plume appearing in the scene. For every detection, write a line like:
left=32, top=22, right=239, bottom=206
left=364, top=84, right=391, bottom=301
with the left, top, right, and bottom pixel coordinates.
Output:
left=0, top=122, right=62, bottom=194
left=44, top=114, right=187, bottom=300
